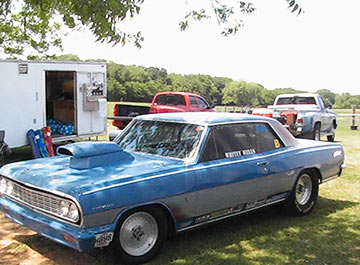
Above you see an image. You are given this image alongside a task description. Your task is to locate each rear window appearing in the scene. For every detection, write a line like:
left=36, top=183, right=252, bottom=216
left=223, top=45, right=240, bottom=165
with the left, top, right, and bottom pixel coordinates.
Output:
left=154, top=94, right=186, bottom=106
left=276, top=97, right=316, bottom=105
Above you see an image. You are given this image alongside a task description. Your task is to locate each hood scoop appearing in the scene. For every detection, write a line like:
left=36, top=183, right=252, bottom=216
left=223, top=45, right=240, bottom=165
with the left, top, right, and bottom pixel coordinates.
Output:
left=57, top=141, right=133, bottom=169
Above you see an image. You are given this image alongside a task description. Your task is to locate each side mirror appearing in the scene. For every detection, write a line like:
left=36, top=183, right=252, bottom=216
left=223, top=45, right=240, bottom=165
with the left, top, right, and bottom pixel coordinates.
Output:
left=326, top=104, right=332, bottom=109
left=208, top=103, right=215, bottom=109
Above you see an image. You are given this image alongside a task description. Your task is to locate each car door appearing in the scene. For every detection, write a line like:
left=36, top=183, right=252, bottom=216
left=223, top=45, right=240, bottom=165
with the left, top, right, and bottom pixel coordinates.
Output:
left=188, top=95, right=200, bottom=112
left=196, top=96, right=211, bottom=112
left=192, top=123, right=282, bottom=218
left=318, top=96, right=332, bottom=132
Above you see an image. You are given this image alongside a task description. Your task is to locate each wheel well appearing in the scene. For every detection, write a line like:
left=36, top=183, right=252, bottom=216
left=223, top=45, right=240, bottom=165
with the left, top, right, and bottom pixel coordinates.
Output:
left=314, top=121, right=321, bottom=128
left=117, top=203, right=176, bottom=238
left=307, top=167, right=322, bottom=183
left=333, top=119, right=337, bottom=129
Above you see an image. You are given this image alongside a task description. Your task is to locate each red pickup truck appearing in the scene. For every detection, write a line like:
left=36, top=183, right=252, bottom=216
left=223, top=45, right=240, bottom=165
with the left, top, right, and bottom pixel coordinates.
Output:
left=112, top=91, right=215, bottom=129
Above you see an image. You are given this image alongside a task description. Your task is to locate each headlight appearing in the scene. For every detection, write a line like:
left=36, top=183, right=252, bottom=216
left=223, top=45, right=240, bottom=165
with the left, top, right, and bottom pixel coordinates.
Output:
left=0, top=178, right=6, bottom=194
left=59, top=200, right=70, bottom=216
left=69, top=203, right=79, bottom=221
left=59, top=200, right=79, bottom=222
left=0, top=177, right=14, bottom=195
left=7, top=181, right=13, bottom=195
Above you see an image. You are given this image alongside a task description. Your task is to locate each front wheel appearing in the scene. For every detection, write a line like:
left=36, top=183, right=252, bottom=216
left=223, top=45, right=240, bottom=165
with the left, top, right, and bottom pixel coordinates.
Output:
left=114, top=207, right=168, bottom=264
left=284, top=170, right=319, bottom=215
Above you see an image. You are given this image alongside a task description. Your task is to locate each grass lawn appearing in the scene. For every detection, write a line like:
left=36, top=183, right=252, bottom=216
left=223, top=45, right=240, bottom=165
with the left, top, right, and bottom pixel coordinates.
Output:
left=1, top=109, right=359, bottom=265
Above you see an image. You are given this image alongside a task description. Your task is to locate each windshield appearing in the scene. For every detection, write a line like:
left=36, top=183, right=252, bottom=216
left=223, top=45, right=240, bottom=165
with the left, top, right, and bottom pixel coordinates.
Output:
left=116, top=120, right=205, bottom=159
left=276, top=96, right=316, bottom=105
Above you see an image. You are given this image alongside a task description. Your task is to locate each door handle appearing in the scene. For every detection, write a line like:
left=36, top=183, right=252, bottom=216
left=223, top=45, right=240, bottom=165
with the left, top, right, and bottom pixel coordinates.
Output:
left=256, top=161, right=269, bottom=166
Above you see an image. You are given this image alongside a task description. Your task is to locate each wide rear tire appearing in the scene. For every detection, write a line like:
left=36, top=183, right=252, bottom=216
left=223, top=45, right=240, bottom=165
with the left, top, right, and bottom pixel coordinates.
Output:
left=284, top=170, right=319, bottom=216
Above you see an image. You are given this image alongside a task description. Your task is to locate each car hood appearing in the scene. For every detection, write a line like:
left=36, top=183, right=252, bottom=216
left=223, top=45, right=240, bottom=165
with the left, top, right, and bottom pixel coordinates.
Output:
left=0, top=142, right=185, bottom=199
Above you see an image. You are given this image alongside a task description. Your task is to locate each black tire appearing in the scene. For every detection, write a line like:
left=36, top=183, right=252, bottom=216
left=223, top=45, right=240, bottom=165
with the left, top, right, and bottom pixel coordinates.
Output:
left=327, top=134, right=335, bottom=142
left=312, top=123, right=321, bottom=141
left=327, top=121, right=336, bottom=142
left=114, top=207, right=167, bottom=264
left=0, top=154, right=4, bottom=167
left=284, top=170, right=319, bottom=216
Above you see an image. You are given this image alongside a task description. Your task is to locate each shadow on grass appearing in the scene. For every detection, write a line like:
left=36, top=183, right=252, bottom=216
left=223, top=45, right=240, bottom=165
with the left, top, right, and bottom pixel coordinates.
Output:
left=8, top=196, right=359, bottom=265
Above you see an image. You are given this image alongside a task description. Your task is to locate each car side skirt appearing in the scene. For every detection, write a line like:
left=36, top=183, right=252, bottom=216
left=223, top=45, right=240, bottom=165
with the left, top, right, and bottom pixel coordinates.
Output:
left=176, top=191, right=289, bottom=233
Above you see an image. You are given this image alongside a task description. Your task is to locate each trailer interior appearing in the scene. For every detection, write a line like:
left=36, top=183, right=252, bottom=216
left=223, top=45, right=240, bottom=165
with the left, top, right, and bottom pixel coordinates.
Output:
left=45, top=71, right=76, bottom=138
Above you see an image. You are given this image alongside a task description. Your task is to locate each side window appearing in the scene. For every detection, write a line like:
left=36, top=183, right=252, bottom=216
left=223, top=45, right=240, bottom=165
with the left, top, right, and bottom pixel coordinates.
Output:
left=189, top=95, right=198, bottom=108
left=254, top=123, right=285, bottom=152
left=319, top=97, right=326, bottom=109
left=197, top=97, right=209, bottom=109
left=199, top=123, right=285, bottom=163
left=199, top=124, right=258, bottom=162
left=199, top=130, right=218, bottom=162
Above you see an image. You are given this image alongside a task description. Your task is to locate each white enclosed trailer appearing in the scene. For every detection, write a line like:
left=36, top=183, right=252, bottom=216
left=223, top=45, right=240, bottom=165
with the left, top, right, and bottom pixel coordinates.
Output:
left=0, top=60, right=107, bottom=148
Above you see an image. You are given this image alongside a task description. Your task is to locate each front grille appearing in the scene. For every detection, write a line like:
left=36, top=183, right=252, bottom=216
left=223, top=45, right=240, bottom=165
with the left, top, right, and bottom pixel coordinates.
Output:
left=1, top=176, right=81, bottom=224
left=10, top=182, right=61, bottom=216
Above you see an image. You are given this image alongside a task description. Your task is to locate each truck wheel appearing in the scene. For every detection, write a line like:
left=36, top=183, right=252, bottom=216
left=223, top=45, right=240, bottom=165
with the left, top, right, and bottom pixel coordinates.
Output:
left=327, top=121, right=336, bottom=142
left=114, top=207, right=167, bottom=264
left=284, top=170, right=319, bottom=216
left=327, top=134, right=335, bottom=142
left=312, top=123, right=321, bottom=141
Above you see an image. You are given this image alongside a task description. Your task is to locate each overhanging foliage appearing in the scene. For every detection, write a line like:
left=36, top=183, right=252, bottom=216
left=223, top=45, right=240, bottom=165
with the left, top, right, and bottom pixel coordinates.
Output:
left=0, top=0, right=304, bottom=57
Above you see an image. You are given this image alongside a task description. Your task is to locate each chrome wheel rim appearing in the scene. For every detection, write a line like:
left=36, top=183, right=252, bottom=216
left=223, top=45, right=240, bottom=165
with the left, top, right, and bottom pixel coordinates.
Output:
left=296, top=174, right=312, bottom=205
left=119, top=212, right=158, bottom=257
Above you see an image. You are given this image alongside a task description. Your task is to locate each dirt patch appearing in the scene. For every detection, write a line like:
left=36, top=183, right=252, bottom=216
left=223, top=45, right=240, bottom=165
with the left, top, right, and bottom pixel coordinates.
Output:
left=0, top=213, right=122, bottom=265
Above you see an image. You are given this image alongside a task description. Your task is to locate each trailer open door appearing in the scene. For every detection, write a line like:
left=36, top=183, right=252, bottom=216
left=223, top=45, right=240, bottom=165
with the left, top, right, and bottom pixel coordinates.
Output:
left=76, top=72, right=107, bottom=136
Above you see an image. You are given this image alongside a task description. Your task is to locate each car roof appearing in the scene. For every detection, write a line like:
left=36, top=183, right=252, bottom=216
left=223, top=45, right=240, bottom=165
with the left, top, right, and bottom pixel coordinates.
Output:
left=135, top=112, right=275, bottom=126
left=155, top=91, right=202, bottom=97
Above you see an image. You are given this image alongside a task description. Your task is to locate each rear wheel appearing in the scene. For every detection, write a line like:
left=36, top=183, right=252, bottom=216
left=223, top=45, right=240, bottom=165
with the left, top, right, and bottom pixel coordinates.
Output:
left=284, top=170, right=319, bottom=215
left=114, top=207, right=167, bottom=264
left=327, top=134, right=335, bottom=142
left=327, top=121, right=336, bottom=142
left=312, top=123, right=321, bottom=141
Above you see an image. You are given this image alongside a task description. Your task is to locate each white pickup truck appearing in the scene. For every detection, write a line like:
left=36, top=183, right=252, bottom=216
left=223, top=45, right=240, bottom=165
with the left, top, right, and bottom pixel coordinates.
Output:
left=268, top=93, right=337, bottom=141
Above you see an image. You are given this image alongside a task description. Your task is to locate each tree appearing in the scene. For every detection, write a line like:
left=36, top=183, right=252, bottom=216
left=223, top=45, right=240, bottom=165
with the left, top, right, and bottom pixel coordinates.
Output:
left=180, top=0, right=303, bottom=36
left=1, top=0, right=304, bottom=57
left=316, top=89, right=336, bottom=106
left=333, top=93, right=360, bottom=109
left=0, top=0, right=144, bottom=57
left=222, top=80, right=249, bottom=106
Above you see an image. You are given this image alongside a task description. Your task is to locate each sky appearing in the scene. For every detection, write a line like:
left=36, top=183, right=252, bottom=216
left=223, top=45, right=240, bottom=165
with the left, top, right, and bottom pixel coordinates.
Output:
left=55, top=0, right=359, bottom=95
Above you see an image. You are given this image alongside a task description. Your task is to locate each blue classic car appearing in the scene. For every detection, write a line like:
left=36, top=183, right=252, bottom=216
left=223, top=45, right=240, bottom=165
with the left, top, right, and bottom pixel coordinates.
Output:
left=0, top=113, right=345, bottom=264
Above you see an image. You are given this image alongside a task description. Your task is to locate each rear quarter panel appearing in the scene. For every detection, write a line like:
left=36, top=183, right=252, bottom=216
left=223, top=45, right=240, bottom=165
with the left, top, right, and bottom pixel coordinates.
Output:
left=267, top=140, right=344, bottom=196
